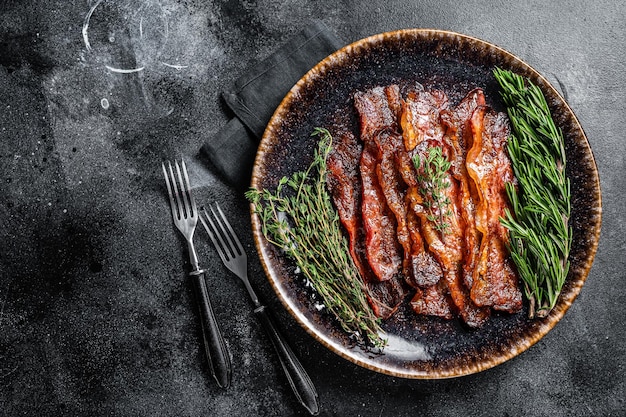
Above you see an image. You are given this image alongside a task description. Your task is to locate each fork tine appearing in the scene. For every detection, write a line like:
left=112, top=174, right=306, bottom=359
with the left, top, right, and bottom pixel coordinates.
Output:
left=162, top=162, right=174, bottom=213
left=174, top=161, right=189, bottom=219
left=183, top=160, right=197, bottom=217
left=178, top=160, right=196, bottom=218
left=210, top=205, right=236, bottom=259
left=171, top=161, right=185, bottom=220
left=163, top=161, right=181, bottom=219
left=212, top=203, right=244, bottom=257
left=203, top=209, right=236, bottom=260
left=199, top=213, right=229, bottom=264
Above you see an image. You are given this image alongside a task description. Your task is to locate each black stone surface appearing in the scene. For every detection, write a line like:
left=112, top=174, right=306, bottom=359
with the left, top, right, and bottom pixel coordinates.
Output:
left=0, top=1, right=623, bottom=416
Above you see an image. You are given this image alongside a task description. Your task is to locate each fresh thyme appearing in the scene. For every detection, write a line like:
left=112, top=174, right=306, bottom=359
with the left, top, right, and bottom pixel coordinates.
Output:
left=412, top=146, right=453, bottom=242
left=245, top=128, right=386, bottom=348
left=494, top=67, right=572, bottom=319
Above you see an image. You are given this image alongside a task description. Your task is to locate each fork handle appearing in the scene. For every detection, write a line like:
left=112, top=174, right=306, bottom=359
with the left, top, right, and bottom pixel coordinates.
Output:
left=190, top=270, right=232, bottom=388
left=254, top=305, right=320, bottom=416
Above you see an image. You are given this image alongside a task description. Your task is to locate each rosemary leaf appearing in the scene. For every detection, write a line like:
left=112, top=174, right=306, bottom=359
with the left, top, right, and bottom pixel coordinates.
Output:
left=494, top=67, right=572, bottom=319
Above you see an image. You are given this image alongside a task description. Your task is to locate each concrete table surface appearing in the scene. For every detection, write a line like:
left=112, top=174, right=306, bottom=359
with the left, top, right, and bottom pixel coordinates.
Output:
left=1, top=1, right=624, bottom=416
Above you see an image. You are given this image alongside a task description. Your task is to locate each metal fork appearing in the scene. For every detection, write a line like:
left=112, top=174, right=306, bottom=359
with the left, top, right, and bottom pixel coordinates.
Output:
left=162, top=160, right=231, bottom=388
left=200, top=203, right=320, bottom=416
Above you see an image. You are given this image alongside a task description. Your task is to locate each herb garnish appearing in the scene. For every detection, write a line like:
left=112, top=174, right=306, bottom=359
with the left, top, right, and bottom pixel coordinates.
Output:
left=494, top=67, right=572, bottom=319
left=412, top=146, right=453, bottom=242
left=245, top=128, right=386, bottom=348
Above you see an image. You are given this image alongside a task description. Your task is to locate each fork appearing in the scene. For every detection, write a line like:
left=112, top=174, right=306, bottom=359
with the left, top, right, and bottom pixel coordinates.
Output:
left=162, top=160, right=232, bottom=388
left=200, top=203, right=320, bottom=416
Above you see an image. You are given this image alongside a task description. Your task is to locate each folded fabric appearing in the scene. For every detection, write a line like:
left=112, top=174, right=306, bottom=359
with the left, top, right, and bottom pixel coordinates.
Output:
left=200, top=20, right=344, bottom=189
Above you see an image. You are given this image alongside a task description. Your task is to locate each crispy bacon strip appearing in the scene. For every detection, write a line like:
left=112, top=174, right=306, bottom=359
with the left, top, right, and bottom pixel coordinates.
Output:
left=466, top=106, right=522, bottom=313
left=354, top=86, right=399, bottom=137
left=326, top=130, right=364, bottom=270
left=327, top=130, right=409, bottom=318
left=354, top=87, right=404, bottom=282
left=393, top=146, right=444, bottom=288
left=443, top=89, right=486, bottom=290
left=402, top=91, right=490, bottom=328
left=359, top=146, right=403, bottom=282
left=376, top=136, right=412, bottom=275
left=400, top=85, right=449, bottom=152
left=410, top=279, right=453, bottom=319
left=357, top=86, right=443, bottom=288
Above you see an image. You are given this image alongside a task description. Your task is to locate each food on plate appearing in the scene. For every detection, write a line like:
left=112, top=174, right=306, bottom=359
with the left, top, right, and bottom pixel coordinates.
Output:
left=327, top=83, right=523, bottom=328
left=248, top=68, right=572, bottom=346
left=246, top=129, right=387, bottom=348
left=326, top=129, right=410, bottom=321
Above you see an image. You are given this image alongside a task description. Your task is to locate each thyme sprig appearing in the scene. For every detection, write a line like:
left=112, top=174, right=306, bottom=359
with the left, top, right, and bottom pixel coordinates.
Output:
left=245, top=128, right=386, bottom=348
left=412, top=146, right=453, bottom=242
left=494, top=67, right=572, bottom=319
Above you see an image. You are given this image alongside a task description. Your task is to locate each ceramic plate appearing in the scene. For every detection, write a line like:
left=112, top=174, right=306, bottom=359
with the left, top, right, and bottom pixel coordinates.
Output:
left=250, top=29, right=602, bottom=378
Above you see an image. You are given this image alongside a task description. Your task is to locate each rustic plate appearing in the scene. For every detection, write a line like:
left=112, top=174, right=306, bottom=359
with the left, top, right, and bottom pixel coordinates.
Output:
left=249, top=29, right=602, bottom=378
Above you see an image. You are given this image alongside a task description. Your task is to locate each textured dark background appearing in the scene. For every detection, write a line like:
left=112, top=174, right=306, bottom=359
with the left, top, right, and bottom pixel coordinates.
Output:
left=0, top=1, right=624, bottom=416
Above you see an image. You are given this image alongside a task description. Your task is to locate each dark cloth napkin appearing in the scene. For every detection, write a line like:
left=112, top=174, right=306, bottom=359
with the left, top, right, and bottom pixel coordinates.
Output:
left=200, top=21, right=344, bottom=189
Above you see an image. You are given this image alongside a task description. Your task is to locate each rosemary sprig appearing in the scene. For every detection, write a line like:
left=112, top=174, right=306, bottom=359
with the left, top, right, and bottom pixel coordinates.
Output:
left=245, top=128, right=386, bottom=348
left=494, top=67, right=572, bottom=319
left=412, top=146, right=453, bottom=241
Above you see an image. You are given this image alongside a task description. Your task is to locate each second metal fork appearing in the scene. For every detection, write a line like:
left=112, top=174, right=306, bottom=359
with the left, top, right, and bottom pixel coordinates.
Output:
left=162, top=160, right=231, bottom=388
left=200, top=203, right=320, bottom=415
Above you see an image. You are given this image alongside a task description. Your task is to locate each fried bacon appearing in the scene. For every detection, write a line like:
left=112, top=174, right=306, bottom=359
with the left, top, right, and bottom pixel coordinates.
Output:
left=327, top=130, right=409, bottom=319
left=354, top=87, right=404, bottom=282
left=400, top=84, right=448, bottom=153
left=326, top=130, right=363, bottom=273
left=359, top=146, right=403, bottom=282
left=410, top=279, right=453, bottom=319
left=443, top=89, right=485, bottom=291
left=403, top=97, right=490, bottom=327
left=466, top=107, right=522, bottom=313
left=327, top=84, right=522, bottom=327
left=355, top=86, right=443, bottom=289
left=397, top=87, right=487, bottom=326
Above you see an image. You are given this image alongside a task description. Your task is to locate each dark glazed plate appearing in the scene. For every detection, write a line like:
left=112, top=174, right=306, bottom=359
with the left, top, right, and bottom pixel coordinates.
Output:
left=250, top=29, right=602, bottom=378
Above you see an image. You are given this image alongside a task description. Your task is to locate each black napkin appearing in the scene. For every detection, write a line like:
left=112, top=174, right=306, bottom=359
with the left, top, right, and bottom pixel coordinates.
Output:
left=200, top=21, right=344, bottom=189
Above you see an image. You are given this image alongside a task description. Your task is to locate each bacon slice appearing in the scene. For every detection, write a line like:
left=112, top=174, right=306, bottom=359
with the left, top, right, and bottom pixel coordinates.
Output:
left=445, top=88, right=486, bottom=176
left=443, top=89, right=486, bottom=290
left=410, top=280, right=453, bottom=319
left=393, top=147, right=444, bottom=288
left=400, top=85, right=449, bottom=152
left=376, top=136, right=412, bottom=275
left=402, top=91, right=490, bottom=328
left=354, top=86, right=399, bottom=138
left=356, top=86, right=443, bottom=288
left=359, top=146, right=403, bottom=282
left=354, top=87, right=404, bottom=282
left=327, top=130, right=409, bottom=318
left=326, top=130, right=364, bottom=270
left=466, top=106, right=522, bottom=313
